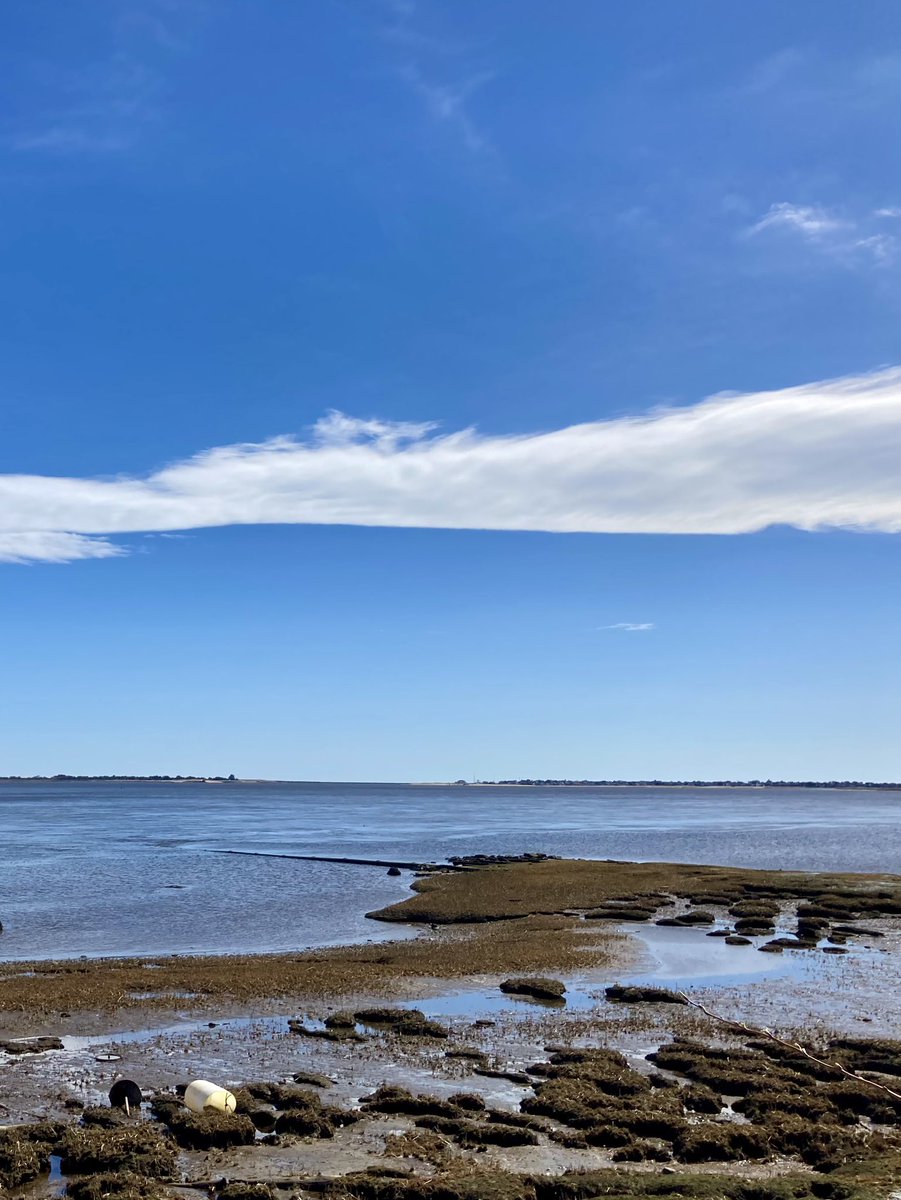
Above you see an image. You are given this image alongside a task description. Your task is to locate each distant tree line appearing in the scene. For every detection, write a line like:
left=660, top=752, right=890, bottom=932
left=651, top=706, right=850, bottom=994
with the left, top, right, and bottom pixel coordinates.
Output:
left=485, top=778, right=900, bottom=789
left=0, top=774, right=239, bottom=782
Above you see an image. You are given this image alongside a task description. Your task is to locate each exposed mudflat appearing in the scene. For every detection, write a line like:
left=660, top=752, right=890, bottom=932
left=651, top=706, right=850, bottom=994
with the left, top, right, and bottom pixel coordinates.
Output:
left=3, top=857, right=901, bottom=1199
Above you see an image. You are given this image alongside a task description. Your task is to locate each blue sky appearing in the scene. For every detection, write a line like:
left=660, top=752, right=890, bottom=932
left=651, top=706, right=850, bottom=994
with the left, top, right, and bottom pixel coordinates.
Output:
left=1, top=1, right=899, bottom=780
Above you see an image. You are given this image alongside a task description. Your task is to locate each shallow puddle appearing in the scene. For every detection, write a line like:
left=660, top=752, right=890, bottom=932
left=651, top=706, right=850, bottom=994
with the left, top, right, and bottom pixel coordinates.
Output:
left=624, top=920, right=884, bottom=989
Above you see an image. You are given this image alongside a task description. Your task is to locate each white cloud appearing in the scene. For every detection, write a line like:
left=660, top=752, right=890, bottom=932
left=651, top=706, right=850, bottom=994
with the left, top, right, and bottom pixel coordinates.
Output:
left=600, top=623, right=655, bottom=632
left=2, top=367, right=901, bottom=564
left=747, top=203, right=898, bottom=265
left=0, top=532, right=124, bottom=565
left=748, top=203, right=846, bottom=239
left=399, top=64, right=493, bottom=153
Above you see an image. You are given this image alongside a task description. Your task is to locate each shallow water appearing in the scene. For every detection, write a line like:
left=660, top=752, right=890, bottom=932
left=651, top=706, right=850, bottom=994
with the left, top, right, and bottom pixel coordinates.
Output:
left=2, top=779, right=899, bottom=959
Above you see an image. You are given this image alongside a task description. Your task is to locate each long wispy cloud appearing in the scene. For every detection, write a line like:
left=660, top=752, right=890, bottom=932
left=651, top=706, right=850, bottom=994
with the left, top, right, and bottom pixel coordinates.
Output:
left=600, top=623, right=655, bottom=632
left=747, top=202, right=899, bottom=265
left=2, top=368, right=901, bottom=564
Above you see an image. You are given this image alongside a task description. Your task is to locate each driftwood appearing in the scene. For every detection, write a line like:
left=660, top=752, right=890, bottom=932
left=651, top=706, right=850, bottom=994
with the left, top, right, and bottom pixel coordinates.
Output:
left=677, top=991, right=901, bottom=1102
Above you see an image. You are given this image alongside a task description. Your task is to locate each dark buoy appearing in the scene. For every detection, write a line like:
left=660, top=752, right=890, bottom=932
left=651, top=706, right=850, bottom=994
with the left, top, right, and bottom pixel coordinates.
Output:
left=108, top=1079, right=143, bottom=1113
left=387, top=866, right=402, bottom=877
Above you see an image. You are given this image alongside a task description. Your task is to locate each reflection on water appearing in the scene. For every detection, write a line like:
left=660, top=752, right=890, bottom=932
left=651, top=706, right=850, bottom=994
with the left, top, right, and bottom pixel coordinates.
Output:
left=2, top=779, right=899, bottom=960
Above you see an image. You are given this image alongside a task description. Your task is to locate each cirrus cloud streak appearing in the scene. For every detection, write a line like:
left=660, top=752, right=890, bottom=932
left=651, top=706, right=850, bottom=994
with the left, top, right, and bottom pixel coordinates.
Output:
left=2, top=368, right=901, bottom=563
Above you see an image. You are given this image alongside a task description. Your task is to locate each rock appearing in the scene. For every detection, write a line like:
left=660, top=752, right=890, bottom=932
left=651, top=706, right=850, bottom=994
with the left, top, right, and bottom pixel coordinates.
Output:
left=758, top=943, right=783, bottom=953
left=584, top=907, right=654, bottom=921
left=725, top=935, right=751, bottom=946
left=733, top=918, right=775, bottom=935
left=767, top=936, right=819, bottom=950
left=832, top=924, right=884, bottom=938
left=499, top=976, right=566, bottom=1001
left=0, top=1036, right=64, bottom=1055
left=823, top=946, right=848, bottom=954
left=291, top=1070, right=334, bottom=1088
left=448, top=852, right=557, bottom=867
left=387, top=866, right=402, bottom=876
left=706, top=929, right=732, bottom=937
left=675, top=910, right=715, bottom=925
left=324, top=1010, right=357, bottom=1030
left=354, top=1007, right=450, bottom=1038
left=247, top=1106, right=278, bottom=1132
left=605, top=985, right=686, bottom=1005
left=473, top=1067, right=533, bottom=1085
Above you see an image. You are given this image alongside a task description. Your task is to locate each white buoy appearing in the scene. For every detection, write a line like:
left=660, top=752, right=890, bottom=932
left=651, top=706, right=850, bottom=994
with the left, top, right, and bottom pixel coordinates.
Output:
left=183, top=1080, right=237, bottom=1114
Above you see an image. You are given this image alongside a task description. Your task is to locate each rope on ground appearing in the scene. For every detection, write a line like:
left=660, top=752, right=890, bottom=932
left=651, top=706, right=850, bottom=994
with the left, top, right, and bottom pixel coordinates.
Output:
left=677, top=991, right=901, bottom=1102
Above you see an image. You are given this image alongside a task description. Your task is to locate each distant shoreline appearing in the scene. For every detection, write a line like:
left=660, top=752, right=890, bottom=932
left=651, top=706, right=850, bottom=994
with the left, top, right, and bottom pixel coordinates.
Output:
left=1, top=775, right=899, bottom=790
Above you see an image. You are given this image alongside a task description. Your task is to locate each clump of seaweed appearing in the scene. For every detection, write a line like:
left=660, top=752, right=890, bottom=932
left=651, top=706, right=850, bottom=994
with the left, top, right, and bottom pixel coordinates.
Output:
left=59, top=1124, right=177, bottom=1178
left=605, top=985, right=686, bottom=1005
left=0, top=1129, right=45, bottom=1191
left=680, top=1083, right=723, bottom=1114
left=447, top=1092, right=486, bottom=1112
left=355, top=1007, right=450, bottom=1038
left=65, top=1172, right=171, bottom=1200
left=674, top=1122, right=768, bottom=1162
left=163, top=1109, right=257, bottom=1150
left=361, top=1085, right=464, bottom=1118
left=217, top=1185, right=275, bottom=1200
left=584, top=907, right=654, bottom=921
left=414, top=1114, right=539, bottom=1148
left=499, top=977, right=566, bottom=1000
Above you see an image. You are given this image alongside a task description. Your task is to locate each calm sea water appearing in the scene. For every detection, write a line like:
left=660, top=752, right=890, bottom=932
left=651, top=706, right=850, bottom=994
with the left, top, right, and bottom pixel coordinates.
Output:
left=1, top=780, right=899, bottom=961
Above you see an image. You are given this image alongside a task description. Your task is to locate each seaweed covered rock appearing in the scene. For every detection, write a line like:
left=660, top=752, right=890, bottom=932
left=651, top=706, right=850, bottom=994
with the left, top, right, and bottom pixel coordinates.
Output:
left=60, top=1124, right=177, bottom=1178
left=733, top=918, right=776, bottom=935
left=324, top=1009, right=357, bottom=1030
left=292, top=1069, right=335, bottom=1088
left=414, top=1114, right=539, bottom=1147
left=275, top=1106, right=338, bottom=1137
left=361, top=1085, right=463, bottom=1118
left=355, top=1007, right=450, bottom=1037
left=647, top=1039, right=784, bottom=1096
left=448, top=1092, right=487, bottom=1112
left=287, top=1019, right=366, bottom=1043
left=521, top=1049, right=666, bottom=1130
left=164, top=1108, right=256, bottom=1150
left=605, top=985, right=686, bottom=1005
left=680, top=1084, right=723, bottom=1114
left=674, top=1121, right=768, bottom=1162
left=828, top=1036, right=901, bottom=1077
left=729, top=900, right=780, bottom=918
left=0, top=1128, right=45, bottom=1191
left=240, top=1081, right=326, bottom=1110
left=65, top=1172, right=171, bottom=1200
left=584, top=907, right=654, bottom=922
left=675, top=910, right=716, bottom=925
left=611, top=1139, right=672, bottom=1162
left=217, top=1185, right=275, bottom=1200
left=761, top=1113, right=862, bottom=1167
left=499, top=977, right=566, bottom=1001
left=0, top=1036, right=64, bottom=1055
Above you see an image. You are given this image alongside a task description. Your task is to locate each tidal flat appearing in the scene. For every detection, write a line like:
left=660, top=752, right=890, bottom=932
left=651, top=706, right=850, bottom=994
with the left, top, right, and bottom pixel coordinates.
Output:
left=2, top=858, right=901, bottom=1199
